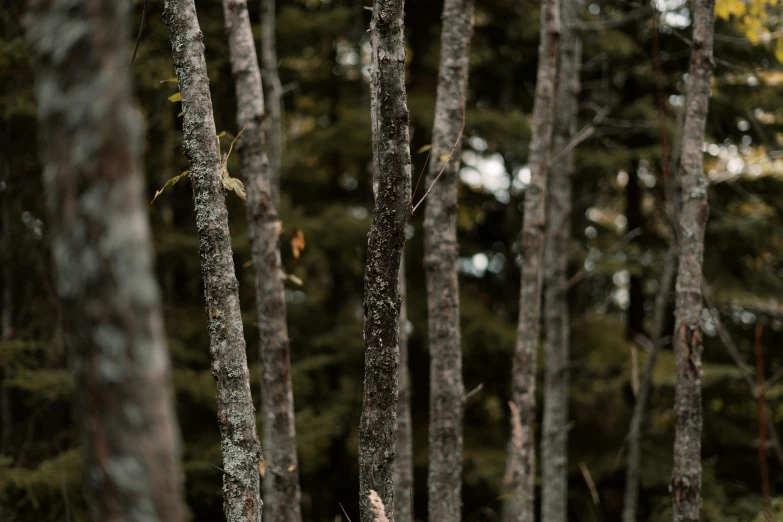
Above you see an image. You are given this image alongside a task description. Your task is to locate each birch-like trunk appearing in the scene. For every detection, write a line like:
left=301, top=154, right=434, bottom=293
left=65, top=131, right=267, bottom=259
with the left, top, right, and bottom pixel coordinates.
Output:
left=26, top=1, right=187, bottom=520
left=394, top=259, right=413, bottom=522
left=220, top=2, right=302, bottom=521
left=163, top=2, right=263, bottom=521
left=423, top=2, right=475, bottom=522
left=359, top=0, right=412, bottom=519
left=502, top=0, right=560, bottom=520
left=541, top=0, right=580, bottom=518
left=622, top=243, right=677, bottom=522
left=261, top=0, right=284, bottom=204
left=671, top=0, right=715, bottom=518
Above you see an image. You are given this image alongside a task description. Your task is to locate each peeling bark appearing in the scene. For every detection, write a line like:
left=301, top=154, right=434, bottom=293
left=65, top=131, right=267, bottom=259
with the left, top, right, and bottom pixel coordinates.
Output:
left=261, top=0, right=284, bottom=205
left=394, top=259, right=413, bottom=522
left=423, top=2, right=474, bottom=522
left=25, top=1, right=187, bottom=521
left=623, top=243, right=677, bottom=522
left=163, top=1, right=262, bottom=521
left=671, top=0, right=715, bottom=518
left=541, top=0, right=580, bottom=518
left=220, top=1, right=302, bottom=521
left=359, top=1, right=412, bottom=520
left=502, top=0, right=560, bottom=520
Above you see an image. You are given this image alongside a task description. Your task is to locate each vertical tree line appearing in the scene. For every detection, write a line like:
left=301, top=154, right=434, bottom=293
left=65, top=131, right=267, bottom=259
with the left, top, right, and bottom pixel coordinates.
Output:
left=25, top=0, right=187, bottom=520
left=163, top=0, right=263, bottom=520
left=423, top=1, right=475, bottom=521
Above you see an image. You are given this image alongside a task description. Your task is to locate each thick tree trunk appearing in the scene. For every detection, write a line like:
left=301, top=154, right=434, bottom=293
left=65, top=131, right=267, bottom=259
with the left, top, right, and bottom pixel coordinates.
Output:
left=261, top=0, right=284, bottom=204
left=671, top=0, right=715, bottom=518
left=163, top=2, right=263, bottom=521
left=359, top=0, right=411, bottom=519
left=502, top=0, right=560, bottom=520
left=394, top=259, right=413, bottom=522
left=541, top=0, right=580, bottom=518
left=423, top=2, right=474, bottom=522
left=220, top=2, right=302, bottom=522
left=25, top=2, right=187, bottom=521
left=622, top=243, right=677, bottom=522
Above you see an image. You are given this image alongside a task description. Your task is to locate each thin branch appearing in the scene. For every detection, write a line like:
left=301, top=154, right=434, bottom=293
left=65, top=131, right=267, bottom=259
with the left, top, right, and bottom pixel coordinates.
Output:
left=410, top=101, right=466, bottom=215
left=464, top=383, right=484, bottom=402
left=579, top=462, right=601, bottom=505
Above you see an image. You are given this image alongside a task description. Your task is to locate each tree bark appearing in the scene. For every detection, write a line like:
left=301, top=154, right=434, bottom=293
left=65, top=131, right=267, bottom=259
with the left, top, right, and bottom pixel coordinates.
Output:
left=359, top=0, right=411, bottom=520
left=394, top=259, right=413, bottom=522
left=220, top=2, right=302, bottom=522
left=671, top=0, right=715, bottom=517
left=261, top=0, right=284, bottom=205
left=502, top=0, right=560, bottom=520
left=25, top=2, right=187, bottom=521
left=423, top=2, right=474, bottom=522
left=622, top=242, right=677, bottom=522
left=541, top=0, right=580, bottom=518
left=163, top=2, right=263, bottom=521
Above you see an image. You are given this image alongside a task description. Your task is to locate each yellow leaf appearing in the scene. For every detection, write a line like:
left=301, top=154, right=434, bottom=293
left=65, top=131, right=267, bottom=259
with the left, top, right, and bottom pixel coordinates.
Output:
left=168, top=92, right=182, bottom=103
left=287, top=465, right=296, bottom=472
left=417, top=144, right=432, bottom=153
left=151, top=170, right=189, bottom=203
left=243, top=259, right=253, bottom=268
left=290, top=228, right=306, bottom=259
left=159, top=77, right=179, bottom=83
left=178, top=112, right=184, bottom=117
left=439, top=154, right=450, bottom=161
left=217, top=131, right=227, bottom=138
left=222, top=176, right=247, bottom=201
left=258, top=458, right=266, bottom=478
left=286, top=274, right=303, bottom=286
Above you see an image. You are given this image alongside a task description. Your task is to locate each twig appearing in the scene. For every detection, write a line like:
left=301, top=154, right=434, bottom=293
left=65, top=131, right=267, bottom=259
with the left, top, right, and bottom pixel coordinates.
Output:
left=464, top=383, right=484, bottom=402
left=550, top=107, right=609, bottom=165
left=579, top=462, right=600, bottom=505
left=566, top=228, right=642, bottom=289
left=410, top=100, right=466, bottom=215
left=128, top=0, right=149, bottom=69
left=755, top=324, right=771, bottom=521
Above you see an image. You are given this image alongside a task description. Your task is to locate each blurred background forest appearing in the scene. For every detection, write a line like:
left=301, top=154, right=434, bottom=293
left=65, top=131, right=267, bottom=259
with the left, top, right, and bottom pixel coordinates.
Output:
left=2, top=0, right=783, bottom=521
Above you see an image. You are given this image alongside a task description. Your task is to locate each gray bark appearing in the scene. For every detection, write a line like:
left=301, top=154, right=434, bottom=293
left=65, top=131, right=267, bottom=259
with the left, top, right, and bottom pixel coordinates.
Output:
left=163, top=1, right=263, bottom=521
left=220, top=2, right=302, bottom=522
left=261, top=0, right=284, bottom=205
left=622, top=243, right=677, bottom=522
left=502, top=0, right=560, bottom=520
left=394, top=259, right=413, bottom=522
left=671, top=0, right=715, bottom=517
left=423, top=2, right=474, bottom=522
left=25, top=1, right=187, bottom=521
left=541, top=0, right=580, bottom=518
left=359, top=0, right=412, bottom=520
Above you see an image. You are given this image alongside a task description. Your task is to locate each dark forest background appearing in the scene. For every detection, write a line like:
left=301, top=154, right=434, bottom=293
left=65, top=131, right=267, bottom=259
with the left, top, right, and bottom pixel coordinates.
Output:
left=1, top=0, right=782, bottom=520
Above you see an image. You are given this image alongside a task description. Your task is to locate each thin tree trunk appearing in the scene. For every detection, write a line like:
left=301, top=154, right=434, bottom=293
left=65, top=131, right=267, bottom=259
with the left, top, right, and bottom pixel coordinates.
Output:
left=261, top=0, right=284, bottom=205
left=25, top=2, right=187, bottom=520
left=163, top=2, right=263, bottom=521
left=671, top=0, right=715, bottom=517
left=622, top=242, right=677, bottom=522
left=394, top=259, right=413, bottom=522
left=541, top=0, right=580, bottom=517
left=220, top=2, right=302, bottom=521
left=502, top=0, right=560, bottom=520
left=359, top=0, right=411, bottom=519
left=424, top=2, right=474, bottom=522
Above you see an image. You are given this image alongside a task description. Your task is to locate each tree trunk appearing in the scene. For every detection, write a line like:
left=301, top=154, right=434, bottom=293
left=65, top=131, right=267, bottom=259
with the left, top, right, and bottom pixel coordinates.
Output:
left=622, top=242, right=677, bottom=522
left=359, top=0, right=411, bottom=519
left=220, top=2, right=302, bottom=522
left=671, top=0, right=715, bottom=517
left=163, top=1, right=263, bottom=521
left=541, top=0, right=580, bottom=518
left=394, top=259, right=413, bottom=522
left=626, top=162, right=645, bottom=340
left=261, top=0, right=284, bottom=205
left=25, top=2, right=187, bottom=521
left=502, top=0, right=560, bottom=520
left=423, top=2, right=474, bottom=522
